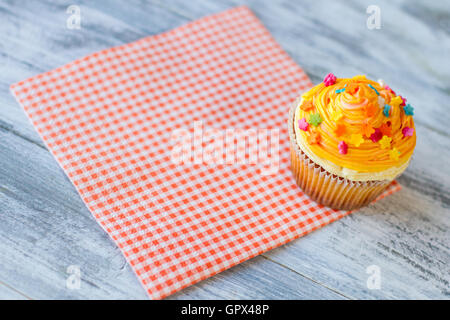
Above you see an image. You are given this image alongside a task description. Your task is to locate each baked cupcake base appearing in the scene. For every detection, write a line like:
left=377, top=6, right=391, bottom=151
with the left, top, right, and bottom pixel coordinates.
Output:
left=288, top=101, right=391, bottom=210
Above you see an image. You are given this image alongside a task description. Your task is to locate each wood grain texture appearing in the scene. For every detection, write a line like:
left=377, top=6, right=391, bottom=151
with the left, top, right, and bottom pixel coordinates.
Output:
left=0, top=0, right=448, bottom=299
left=0, top=283, right=30, bottom=300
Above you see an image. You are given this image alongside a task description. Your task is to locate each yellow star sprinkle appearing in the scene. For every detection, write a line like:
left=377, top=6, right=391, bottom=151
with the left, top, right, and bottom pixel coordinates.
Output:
left=349, top=133, right=364, bottom=147
left=389, top=148, right=400, bottom=161
left=379, top=135, right=392, bottom=149
left=352, top=75, right=367, bottom=80
left=301, top=91, right=313, bottom=100
left=390, top=96, right=403, bottom=109
left=331, top=109, right=343, bottom=122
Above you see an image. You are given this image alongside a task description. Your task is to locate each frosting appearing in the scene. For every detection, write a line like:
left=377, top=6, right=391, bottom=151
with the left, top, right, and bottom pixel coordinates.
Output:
left=294, top=74, right=416, bottom=181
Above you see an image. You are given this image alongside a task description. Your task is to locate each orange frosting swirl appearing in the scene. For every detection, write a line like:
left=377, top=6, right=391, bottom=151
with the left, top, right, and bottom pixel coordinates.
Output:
left=296, top=75, right=416, bottom=173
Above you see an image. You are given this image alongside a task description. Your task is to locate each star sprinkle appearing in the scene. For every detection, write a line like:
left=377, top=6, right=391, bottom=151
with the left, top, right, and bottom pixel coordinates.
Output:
left=402, top=126, right=414, bottom=137
left=361, top=121, right=375, bottom=138
left=352, top=75, right=367, bottom=80
left=403, top=104, right=414, bottom=116
left=300, top=99, right=314, bottom=111
left=370, top=128, right=383, bottom=142
left=379, top=123, right=392, bottom=137
left=390, top=96, right=403, bottom=109
left=389, top=148, right=400, bottom=161
left=346, top=83, right=359, bottom=95
left=308, top=113, right=322, bottom=126
left=368, top=84, right=379, bottom=95
left=331, top=109, right=343, bottom=122
left=383, top=104, right=391, bottom=117
left=385, top=85, right=396, bottom=95
left=323, top=73, right=336, bottom=86
left=338, top=141, right=348, bottom=155
left=334, top=123, right=346, bottom=137
left=301, top=91, right=313, bottom=100
left=400, top=96, right=406, bottom=106
left=379, top=135, right=392, bottom=149
left=377, top=96, right=386, bottom=108
left=308, top=131, right=321, bottom=144
left=365, top=103, right=379, bottom=117
left=298, top=117, right=309, bottom=131
left=349, top=133, right=364, bottom=147
left=335, top=88, right=346, bottom=94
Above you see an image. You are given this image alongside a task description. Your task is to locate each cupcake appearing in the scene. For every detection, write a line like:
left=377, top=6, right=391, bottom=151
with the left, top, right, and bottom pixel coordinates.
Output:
left=288, top=74, right=416, bottom=210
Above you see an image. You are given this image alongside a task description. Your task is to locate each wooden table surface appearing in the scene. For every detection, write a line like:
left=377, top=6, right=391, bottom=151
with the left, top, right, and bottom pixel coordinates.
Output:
left=0, top=0, right=449, bottom=300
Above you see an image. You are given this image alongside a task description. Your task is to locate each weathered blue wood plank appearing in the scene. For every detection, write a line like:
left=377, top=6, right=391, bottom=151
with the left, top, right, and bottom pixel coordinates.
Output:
left=0, top=283, right=30, bottom=300
left=170, top=256, right=346, bottom=299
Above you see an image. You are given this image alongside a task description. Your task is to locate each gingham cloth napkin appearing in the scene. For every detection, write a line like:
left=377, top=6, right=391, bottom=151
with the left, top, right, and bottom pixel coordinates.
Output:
left=10, top=6, right=400, bottom=299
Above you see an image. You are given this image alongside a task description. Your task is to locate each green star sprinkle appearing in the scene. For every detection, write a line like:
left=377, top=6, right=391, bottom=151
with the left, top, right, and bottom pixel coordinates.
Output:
left=308, top=113, right=323, bottom=126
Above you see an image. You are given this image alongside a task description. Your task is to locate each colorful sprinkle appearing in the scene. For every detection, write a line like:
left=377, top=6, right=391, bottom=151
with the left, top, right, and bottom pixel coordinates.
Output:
left=389, top=148, right=401, bottom=161
left=335, top=88, right=346, bottom=94
left=385, top=85, right=396, bottom=95
left=403, top=104, right=414, bottom=116
left=390, top=96, right=403, bottom=109
left=298, top=118, right=309, bottom=131
left=379, top=135, right=392, bottom=149
left=323, top=73, right=336, bottom=86
left=402, top=126, right=414, bottom=137
left=338, top=141, right=348, bottom=155
left=346, top=83, right=359, bottom=95
left=349, top=133, right=364, bottom=147
left=308, top=113, right=323, bottom=126
left=300, top=99, right=314, bottom=111
left=352, top=75, right=367, bottom=80
left=383, top=104, right=391, bottom=117
left=368, top=84, right=379, bottom=95
left=379, top=123, right=392, bottom=137
left=334, top=123, right=346, bottom=137
left=331, top=109, right=343, bottom=122
left=308, top=131, right=321, bottom=144
left=301, top=91, right=313, bottom=100
left=377, top=79, right=386, bottom=87
left=399, top=95, right=406, bottom=106
left=361, top=121, right=375, bottom=138
left=377, top=96, right=386, bottom=108
left=370, top=128, right=383, bottom=142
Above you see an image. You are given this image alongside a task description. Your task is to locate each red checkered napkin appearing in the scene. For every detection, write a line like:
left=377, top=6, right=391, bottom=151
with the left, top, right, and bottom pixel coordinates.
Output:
left=10, top=7, right=400, bottom=299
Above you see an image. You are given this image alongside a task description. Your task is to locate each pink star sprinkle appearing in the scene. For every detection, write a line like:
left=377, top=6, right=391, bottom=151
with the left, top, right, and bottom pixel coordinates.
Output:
left=323, top=73, right=336, bottom=86
left=370, top=128, right=383, bottom=142
left=385, top=85, right=396, bottom=95
left=400, top=95, right=406, bottom=106
left=298, top=117, right=309, bottom=131
left=402, top=126, right=414, bottom=137
left=338, top=141, right=348, bottom=155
